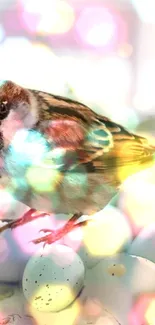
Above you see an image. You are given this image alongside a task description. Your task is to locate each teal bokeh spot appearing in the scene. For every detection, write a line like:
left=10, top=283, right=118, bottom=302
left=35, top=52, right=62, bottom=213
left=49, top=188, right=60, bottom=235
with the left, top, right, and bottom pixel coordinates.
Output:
left=6, top=129, right=50, bottom=170
left=0, top=80, right=7, bottom=87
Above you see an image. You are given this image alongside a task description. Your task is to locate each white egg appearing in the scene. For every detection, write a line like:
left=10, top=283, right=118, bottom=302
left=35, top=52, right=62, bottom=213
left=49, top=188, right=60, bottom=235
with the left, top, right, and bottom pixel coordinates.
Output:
left=83, top=253, right=155, bottom=324
left=128, top=223, right=155, bottom=262
left=63, top=206, right=132, bottom=269
left=22, top=244, right=85, bottom=312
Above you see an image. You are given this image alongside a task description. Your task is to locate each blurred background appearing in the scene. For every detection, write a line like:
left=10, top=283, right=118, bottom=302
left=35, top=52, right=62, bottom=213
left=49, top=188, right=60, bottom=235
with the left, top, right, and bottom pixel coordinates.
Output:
left=0, top=0, right=155, bottom=132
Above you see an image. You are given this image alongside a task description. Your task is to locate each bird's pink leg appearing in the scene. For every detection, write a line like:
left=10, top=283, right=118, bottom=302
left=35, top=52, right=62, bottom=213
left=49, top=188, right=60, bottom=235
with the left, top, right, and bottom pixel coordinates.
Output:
left=0, top=209, right=49, bottom=233
left=31, top=212, right=88, bottom=246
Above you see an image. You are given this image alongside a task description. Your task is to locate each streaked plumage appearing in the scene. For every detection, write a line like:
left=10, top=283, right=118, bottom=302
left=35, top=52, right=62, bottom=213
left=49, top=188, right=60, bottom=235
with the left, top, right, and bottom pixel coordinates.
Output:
left=0, top=80, right=154, bottom=245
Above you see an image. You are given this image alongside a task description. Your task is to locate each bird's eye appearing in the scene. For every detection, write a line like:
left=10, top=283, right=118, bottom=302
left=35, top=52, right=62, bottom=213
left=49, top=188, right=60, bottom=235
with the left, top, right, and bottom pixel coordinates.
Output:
left=0, top=101, right=10, bottom=120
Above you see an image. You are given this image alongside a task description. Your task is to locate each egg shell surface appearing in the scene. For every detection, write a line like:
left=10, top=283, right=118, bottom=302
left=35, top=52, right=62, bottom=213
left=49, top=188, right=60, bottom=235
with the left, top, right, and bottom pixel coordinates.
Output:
left=22, top=244, right=85, bottom=312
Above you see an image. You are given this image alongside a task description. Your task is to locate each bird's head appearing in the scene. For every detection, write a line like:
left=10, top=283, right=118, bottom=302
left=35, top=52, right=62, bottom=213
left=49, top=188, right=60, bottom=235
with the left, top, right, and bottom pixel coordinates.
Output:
left=0, top=80, right=38, bottom=150
left=0, top=80, right=30, bottom=118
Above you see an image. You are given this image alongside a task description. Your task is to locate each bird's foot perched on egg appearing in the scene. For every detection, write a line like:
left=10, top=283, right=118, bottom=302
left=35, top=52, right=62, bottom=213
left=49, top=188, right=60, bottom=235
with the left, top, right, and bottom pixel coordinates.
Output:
left=31, top=212, right=88, bottom=246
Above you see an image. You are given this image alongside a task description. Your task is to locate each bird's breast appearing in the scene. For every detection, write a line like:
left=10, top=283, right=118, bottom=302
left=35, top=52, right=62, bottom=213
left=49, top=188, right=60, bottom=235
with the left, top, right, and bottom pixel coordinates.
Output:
left=12, top=171, right=118, bottom=215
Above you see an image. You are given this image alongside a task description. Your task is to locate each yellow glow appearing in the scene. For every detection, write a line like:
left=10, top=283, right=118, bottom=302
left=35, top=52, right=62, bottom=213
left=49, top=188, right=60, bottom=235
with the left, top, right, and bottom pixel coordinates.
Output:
left=31, top=42, right=54, bottom=55
left=29, top=284, right=77, bottom=312
left=121, top=172, right=155, bottom=228
left=29, top=287, right=81, bottom=325
left=117, top=164, right=140, bottom=183
left=145, top=299, right=155, bottom=324
left=83, top=210, right=129, bottom=256
left=37, top=1, right=75, bottom=35
left=118, top=43, right=133, bottom=58
left=26, top=165, right=62, bottom=193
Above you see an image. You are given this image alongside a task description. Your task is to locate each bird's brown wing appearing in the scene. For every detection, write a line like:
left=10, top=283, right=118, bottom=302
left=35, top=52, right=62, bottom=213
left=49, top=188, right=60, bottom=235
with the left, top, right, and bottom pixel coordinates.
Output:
left=37, top=115, right=114, bottom=171
left=32, top=89, right=155, bottom=176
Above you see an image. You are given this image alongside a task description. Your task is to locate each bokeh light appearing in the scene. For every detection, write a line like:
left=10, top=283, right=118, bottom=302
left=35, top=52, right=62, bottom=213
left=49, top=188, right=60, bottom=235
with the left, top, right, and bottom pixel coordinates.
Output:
left=75, top=6, right=127, bottom=51
left=82, top=207, right=131, bottom=257
left=117, top=42, right=133, bottom=58
left=27, top=283, right=77, bottom=312
left=8, top=129, right=49, bottom=167
left=119, top=169, right=155, bottom=234
left=19, top=0, right=75, bottom=35
left=63, top=226, right=83, bottom=252
left=30, top=293, right=80, bottom=325
left=12, top=214, right=56, bottom=255
left=131, top=0, right=155, bottom=24
left=129, top=294, right=155, bottom=324
left=26, top=165, right=62, bottom=193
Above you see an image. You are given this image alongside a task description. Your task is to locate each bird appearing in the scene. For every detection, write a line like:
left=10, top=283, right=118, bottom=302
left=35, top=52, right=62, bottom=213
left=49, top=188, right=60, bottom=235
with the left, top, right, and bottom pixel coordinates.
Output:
left=0, top=79, right=154, bottom=246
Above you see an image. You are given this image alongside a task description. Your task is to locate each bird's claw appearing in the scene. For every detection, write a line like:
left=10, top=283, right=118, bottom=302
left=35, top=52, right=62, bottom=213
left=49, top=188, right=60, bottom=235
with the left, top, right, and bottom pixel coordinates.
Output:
left=39, top=228, right=55, bottom=234
left=31, top=222, right=88, bottom=247
left=13, top=209, right=37, bottom=227
left=31, top=212, right=88, bottom=247
left=8, top=209, right=47, bottom=230
left=31, top=233, right=56, bottom=247
left=0, top=209, right=51, bottom=235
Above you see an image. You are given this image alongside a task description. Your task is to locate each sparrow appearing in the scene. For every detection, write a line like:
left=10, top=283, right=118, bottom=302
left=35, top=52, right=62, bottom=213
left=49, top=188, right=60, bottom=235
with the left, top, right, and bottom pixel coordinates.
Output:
left=0, top=79, right=154, bottom=246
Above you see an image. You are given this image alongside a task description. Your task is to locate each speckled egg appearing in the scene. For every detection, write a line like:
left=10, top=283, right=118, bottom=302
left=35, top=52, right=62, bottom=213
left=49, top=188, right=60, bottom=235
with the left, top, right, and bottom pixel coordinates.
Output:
left=22, top=244, right=85, bottom=312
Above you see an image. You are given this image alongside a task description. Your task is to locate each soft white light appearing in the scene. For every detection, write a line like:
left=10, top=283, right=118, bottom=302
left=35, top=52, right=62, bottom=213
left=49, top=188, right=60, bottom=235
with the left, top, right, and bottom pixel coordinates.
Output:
left=62, top=55, right=131, bottom=109
left=131, top=0, right=155, bottom=24
left=85, top=22, right=115, bottom=47
left=134, top=60, right=155, bottom=112
left=0, top=38, right=65, bottom=93
left=76, top=6, right=116, bottom=47
left=20, top=0, right=53, bottom=13
left=10, top=129, right=48, bottom=164
left=20, top=0, right=75, bottom=34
